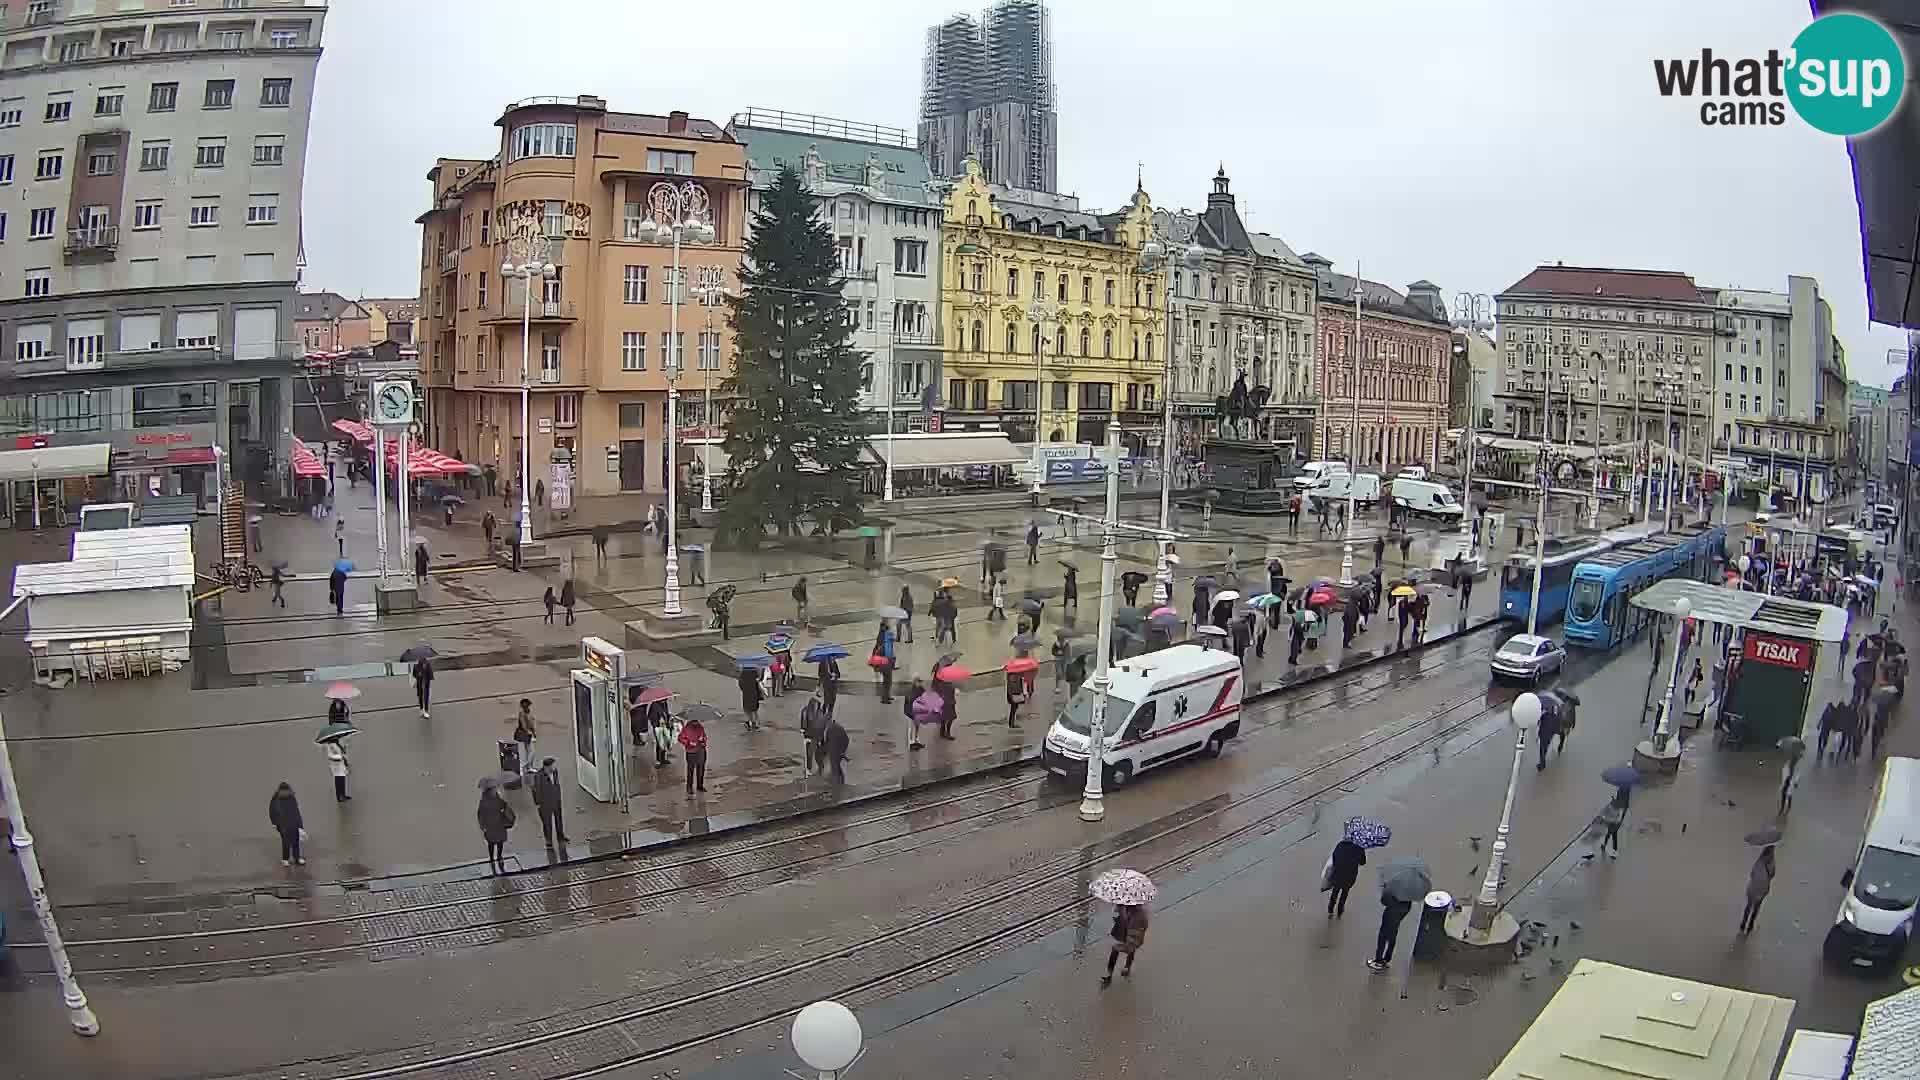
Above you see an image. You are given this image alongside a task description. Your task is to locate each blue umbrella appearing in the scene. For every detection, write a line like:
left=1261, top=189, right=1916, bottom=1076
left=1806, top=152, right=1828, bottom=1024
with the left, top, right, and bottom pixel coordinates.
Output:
left=1343, top=816, right=1392, bottom=849
left=803, top=644, right=850, bottom=662
left=772, top=624, right=798, bottom=636
left=734, top=652, right=774, bottom=670
left=332, top=558, right=355, bottom=573
left=1601, top=764, right=1642, bottom=789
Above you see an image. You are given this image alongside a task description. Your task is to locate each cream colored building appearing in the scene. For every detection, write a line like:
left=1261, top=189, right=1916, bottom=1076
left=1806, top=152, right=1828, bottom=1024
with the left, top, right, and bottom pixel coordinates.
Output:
left=414, top=95, right=746, bottom=498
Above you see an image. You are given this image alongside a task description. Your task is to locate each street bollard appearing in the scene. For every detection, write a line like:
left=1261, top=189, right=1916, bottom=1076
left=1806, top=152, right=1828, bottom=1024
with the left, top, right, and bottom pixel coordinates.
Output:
left=1414, top=890, right=1453, bottom=960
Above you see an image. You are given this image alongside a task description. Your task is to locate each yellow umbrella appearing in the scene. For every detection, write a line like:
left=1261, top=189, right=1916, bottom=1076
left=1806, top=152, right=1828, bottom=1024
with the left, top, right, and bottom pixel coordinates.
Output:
left=940, top=577, right=961, bottom=588
left=1390, top=584, right=1417, bottom=598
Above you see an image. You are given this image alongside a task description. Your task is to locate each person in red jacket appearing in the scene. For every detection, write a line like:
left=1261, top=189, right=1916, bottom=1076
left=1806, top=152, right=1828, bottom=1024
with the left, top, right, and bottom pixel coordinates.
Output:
left=678, top=714, right=709, bottom=795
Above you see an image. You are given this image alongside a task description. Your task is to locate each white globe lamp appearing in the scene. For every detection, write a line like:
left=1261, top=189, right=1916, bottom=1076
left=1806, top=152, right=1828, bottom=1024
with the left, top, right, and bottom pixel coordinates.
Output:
left=1511, top=691, right=1542, bottom=732
left=791, top=999, right=863, bottom=1077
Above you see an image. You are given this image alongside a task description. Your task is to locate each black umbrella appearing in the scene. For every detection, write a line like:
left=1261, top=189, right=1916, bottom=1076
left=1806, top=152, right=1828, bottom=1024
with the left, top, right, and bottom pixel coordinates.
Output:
left=1112, top=607, right=1147, bottom=628
left=1744, top=826, right=1783, bottom=847
left=1121, top=571, right=1149, bottom=588
left=1009, top=632, right=1041, bottom=651
left=680, top=702, right=724, bottom=724
left=1600, top=764, right=1641, bottom=788
left=1195, top=574, right=1219, bottom=589
left=1379, top=857, right=1433, bottom=903
left=1054, top=626, right=1084, bottom=641
left=1017, top=597, right=1044, bottom=614
left=400, top=644, right=437, bottom=663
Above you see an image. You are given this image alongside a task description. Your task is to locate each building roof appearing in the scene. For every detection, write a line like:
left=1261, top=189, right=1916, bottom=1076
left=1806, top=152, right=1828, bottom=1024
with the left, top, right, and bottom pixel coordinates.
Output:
left=1713, top=287, right=1792, bottom=315
left=1302, top=255, right=1447, bottom=327
left=1000, top=199, right=1112, bottom=243
left=1501, top=265, right=1710, bottom=305
left=296, top=292, right=369, bottom=322
left=730, top=116, right=935, bottom=205
left=1854, top=985, right=1920, bottom=1080
left=599, top=110, right=731, bottom=141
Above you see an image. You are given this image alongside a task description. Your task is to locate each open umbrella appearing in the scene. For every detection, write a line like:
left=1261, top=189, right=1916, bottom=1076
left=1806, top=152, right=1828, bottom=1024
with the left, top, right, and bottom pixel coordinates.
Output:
left=710, top=584, right=738, bottom=605
left=1121, top=571, right=1149, bottom=589
left=1149, top=606, right=1177, bottom=617
left=935, top=651, right=964, bottom=668
left=1149, top=611, right=1182, bottom=629
left=1088, top=868, right=1157, bottom=905
left=1054, top=626, right=1084, bottom=641
left=1777, top=734, right=1807, bottom=759
left=1195, top=574, right=1219, bottom=589
left=1017, top=597, right=1044, bottom=614
left=633, top=686, right=673, bottom=706
left=935, top=664, right=973, bottom=682
left=1113, top=607, right=1147, bottom=628
left=1379, top=857, right=1433, bottom=903
left=270, top=559, right=290, bottom=572
left=1343, top=816, right=1392, bottom=848
left=1307, top=587, right=1337, bottom=606
left=772, top=624, right=798, bottom=636
left=734, top=653, right=774, bottom=670
left=1389, top=584, right=1418, bottom=599
left=1009, top=632, right=1041, bottom=651
left=322, top=682, right=361, bottom=701
left=478, top=772, right=517, bottom=790
left=803, top=644, right=850, bottom=663
left=1248, top=593, right=1284, bottom=610
left=333, top=558, right=356, bottom=574
left=680, top=702, right=724, bottom=724
left=314, top=722, right=358, bottom=745
left=1744, top=826, right=1783, bottom=847
left=1213, top=589, right=1243, bottom=604
left=1005, top=656, right=1040, bottom=674
left=877, top=605, right=908, bottom=620
left=399, top=644, right=438, bottom=663
left=911, top=693, right=943, bottom=720
left=1601, top=764, right=1642, bottom=789
left=940, top=577, right=961, bottom=588
left=1297, top=608, right=1320, bottom=624
left=1194, top=624, right=1230, bottom=639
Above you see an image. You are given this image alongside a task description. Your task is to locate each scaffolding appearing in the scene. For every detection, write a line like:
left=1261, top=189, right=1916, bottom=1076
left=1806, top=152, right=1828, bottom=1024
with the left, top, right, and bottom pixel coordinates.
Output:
left=918, top=1, right=1057, bottom=191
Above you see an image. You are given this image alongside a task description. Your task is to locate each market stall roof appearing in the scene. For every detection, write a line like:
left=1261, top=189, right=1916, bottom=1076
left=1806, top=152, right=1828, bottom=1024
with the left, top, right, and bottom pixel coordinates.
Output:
left=1630, top=579, right=1849, bottom=641
left=71, top=523, right=193, bottom=563
left=1487, top=958, right=1793, bottom=1080
left=0, top=442, right=110, bottom=483
left=290, top=437, right=324, bottom=479
left=331, top=418, right=373, bottom=443
left=15, top=526, right=195, bottom=597
left=870, top=433, right=1027, bottom=469
left=1852, top=985, right=1920, bottom=1080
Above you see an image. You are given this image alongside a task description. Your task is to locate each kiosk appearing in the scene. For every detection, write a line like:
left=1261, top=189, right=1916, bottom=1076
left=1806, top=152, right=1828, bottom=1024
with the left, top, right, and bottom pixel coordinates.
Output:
left=573, top=636, right=630, bottom=807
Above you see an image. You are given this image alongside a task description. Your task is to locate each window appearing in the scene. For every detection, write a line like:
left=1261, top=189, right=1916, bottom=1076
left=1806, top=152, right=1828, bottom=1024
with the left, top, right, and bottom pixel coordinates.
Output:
left=0, top=212, right=7, bottom=241
left=969, top=321, right=984, bottom=352
left=646, top=149, right=694, bottom=175
left=132, top=200, right=161, bottom=230
left=195, top=138, right=226, bottom=167
left=473, top=335, right=487, bottom=371
left=479, top=213, right=489, bottom=245
left=252, top=136, right=284, bottom=165
left=1082, top=276, right=1092, bottom=303
left=619, top=403, right=646, bottom=429
left=1005, top=323, right=1017, bottom=355
left=1007, top=268, right=1018, bottom=297
left=621, top=331, right=646, bottom=370
left=43, top=96, right=71, bottom=123
left=1103, top=329, right=1112, bottom=357
left=246, top=193, right=277, bottom=224
left=269, top=29, right=303, bottom=48
left=476, top=271, right=487, bottom=307
left=107, top=37, right=133, bottom=57
left=623, top=265, right=646, bottom=303
left=14, top=324, right=50, bottom=361
left=540, top=332, right=561, bottom=378
left=28, top=208, right=54, bottom=238
left=189, top=198, right=219, bottom=227
left=1105, top=279, right=1114, bottom=306
left=134, top=382, right=217, bottom=427
left=59, top=39, right=89, bottom=61
left=0, top=99, right=21, bottom=126
left=554, top=393, right=579, bottom=428
left=1051, top=381, right=1069, bottom=410
left=117, top=313, right=160, bottom=352
left=542, top=199, right=564, bottom=237
left=258, top=78, right=293, bottom=109
left=140, top=141, right=170, bottom=170
left=1079, top=328, right=1090, bottom=355
left=96, top=88, right=124, bottom=116
left=1144, top=332, right=1153, bottom=362
left=86, top=150, right=116, bottom=177
left=214, top=29, right=244, bottom=49
left=34, top=152, right=61, bottom=180
left=1057, top=273, right=1067, bottom=303
left=698, top=330, right=720, bottom=370
left=203, top=80, right=235, bottom=109
left=23, top=268, right=49, bottom=298
left=1033, top=270, right=1044, bottom=300
left=508, top=123, right=576, bottom=161
left=893, top=238, right=926, bottom=274
left=0, top=155, right=10, bottom=184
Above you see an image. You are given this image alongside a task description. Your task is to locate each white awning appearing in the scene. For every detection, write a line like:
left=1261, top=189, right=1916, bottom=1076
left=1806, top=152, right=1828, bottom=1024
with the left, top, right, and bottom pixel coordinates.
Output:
left=71, top=524, right=194, bottom=563
left=14, top=552, right=195, bottom=596
left=0, top=443, right=111, bottom=482
left=871, top=434, right=1027, bottom=469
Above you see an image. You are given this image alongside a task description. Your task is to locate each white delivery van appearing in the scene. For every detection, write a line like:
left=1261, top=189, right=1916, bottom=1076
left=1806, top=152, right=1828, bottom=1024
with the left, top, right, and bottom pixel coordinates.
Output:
left=1308, top=472, right=1381, bottom=511
left=1391, top=478, right=1465, bottom=521
left=1041, top=644, right=1243, bottom=789
left=1824, top=756, right=1920, bottom=970
left=1395, top=466, right=1428, bottom=481
left=1291, top=460, right=1349, bottom=493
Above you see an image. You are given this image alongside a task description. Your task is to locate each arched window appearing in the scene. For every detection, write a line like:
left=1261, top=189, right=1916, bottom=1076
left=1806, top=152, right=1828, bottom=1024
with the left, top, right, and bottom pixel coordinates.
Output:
left=1103, top=330, right=1113, bottom=357
left=1055, top=330, right=1064, bottom=356
left=1144, top=333, right=1154, bottom=362
left=1005, top=324, right=1017, bottom=354
left=1031, top=324, right=1042, bottom=355
left=970, top=321, right=983, bottom=352
left=1079, top=328, right=1090, bottom=356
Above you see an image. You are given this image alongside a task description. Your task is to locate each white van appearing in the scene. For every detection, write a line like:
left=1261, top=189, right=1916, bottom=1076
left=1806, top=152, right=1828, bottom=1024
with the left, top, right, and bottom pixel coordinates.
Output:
left=1391, top=478, right=1465, bottom=521
left=1041, top=644, right=1243, bottom=788
left=1824, top=756, right=1920, bottom=970
left=1308, top=472, right=1381, bottom=511
left=1291, top=460, right=1349, bottom=492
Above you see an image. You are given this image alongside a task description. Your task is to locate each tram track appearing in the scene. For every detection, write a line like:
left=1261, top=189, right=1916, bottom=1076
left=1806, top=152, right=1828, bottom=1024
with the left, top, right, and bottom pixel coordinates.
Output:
left=271, top=645, right=1513, bottom=1080
left=11, top=626, right=1502, bottom=985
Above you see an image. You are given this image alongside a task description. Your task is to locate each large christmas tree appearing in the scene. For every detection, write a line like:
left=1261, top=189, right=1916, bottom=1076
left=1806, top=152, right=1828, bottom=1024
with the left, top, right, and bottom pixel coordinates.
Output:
left=717, top=166, right=870, bottom=547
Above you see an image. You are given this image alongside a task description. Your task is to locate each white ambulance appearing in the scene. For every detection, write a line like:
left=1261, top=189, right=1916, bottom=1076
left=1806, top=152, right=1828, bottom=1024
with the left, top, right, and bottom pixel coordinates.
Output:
left=1041, top=644, right=1244, bottom=789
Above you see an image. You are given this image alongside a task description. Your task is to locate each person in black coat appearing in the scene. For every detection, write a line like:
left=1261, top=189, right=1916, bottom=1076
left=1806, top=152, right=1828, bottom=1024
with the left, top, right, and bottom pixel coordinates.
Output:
left=412, top=657, right=434, bottom=718
left=1325, top=838, right=1366, bottom=917
left=328, top=566, right=348, bottom=615
left=559, top=579, right=577, bottom=626
left=269, top=782, right=304, bottom=866
left=1063, top=566, right=1079, bottom=610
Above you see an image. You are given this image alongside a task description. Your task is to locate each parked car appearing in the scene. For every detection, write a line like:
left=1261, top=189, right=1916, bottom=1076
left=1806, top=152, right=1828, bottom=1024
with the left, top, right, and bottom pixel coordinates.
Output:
left=1490, top=633, right=1565, bottom=683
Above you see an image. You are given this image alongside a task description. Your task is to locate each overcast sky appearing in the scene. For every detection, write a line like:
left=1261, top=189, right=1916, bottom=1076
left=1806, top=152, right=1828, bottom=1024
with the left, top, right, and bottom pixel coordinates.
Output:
left=304, top=0, right=1910, bottom=387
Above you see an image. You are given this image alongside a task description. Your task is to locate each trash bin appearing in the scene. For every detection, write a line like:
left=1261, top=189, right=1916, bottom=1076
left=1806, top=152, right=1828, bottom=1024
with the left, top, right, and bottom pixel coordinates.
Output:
left=1414, top=890, right=1453, bottom=960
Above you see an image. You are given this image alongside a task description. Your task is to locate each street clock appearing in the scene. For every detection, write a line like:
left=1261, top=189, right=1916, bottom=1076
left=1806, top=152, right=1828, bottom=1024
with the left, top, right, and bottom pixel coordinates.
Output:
left=371, top=379, right=415, bottom=427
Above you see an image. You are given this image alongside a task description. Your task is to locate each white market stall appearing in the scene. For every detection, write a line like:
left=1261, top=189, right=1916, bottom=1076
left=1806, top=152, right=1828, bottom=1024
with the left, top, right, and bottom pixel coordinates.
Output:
left=13, top=524, right=194, bottom=681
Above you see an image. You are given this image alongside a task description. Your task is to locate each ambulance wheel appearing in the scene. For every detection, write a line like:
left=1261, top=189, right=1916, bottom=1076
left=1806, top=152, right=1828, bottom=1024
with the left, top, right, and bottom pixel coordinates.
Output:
left=1204, top=733, right=1226, bottom=758
left=1104, top=762, right=1133, bottom=789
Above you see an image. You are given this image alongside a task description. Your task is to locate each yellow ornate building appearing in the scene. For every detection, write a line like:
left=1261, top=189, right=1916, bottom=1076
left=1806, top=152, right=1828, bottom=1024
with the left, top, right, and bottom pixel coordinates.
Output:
left=938, top=159, right=1163, bottom=449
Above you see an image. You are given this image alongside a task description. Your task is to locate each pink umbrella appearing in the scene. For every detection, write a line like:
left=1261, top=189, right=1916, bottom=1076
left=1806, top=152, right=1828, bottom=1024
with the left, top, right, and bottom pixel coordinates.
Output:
left=632, top=686, right=672, bottom=705
left=935, top=665, right=972, bottom=683
left=1149, top=606, right=1176, bottom=618
left=323, top=682, right=361, bottom=700
left=1004, top=656, right=1039, bottom=674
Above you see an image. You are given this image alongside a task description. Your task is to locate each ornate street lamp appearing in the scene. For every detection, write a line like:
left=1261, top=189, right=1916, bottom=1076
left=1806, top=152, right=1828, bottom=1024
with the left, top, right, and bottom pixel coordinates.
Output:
left=500, top=233, right=556, bottom=547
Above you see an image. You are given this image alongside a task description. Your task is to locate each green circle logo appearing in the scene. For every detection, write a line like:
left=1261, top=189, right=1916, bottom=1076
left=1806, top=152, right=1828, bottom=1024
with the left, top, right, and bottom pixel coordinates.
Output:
left=1787, top=13, right=1906, bottom=136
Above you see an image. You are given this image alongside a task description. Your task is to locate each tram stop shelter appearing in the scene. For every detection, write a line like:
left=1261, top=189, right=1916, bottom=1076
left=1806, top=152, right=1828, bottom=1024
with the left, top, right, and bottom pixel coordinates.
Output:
left=1486, top=958, right=1793, bottom=1080
left=1630, top=579, right=1846, bottom=748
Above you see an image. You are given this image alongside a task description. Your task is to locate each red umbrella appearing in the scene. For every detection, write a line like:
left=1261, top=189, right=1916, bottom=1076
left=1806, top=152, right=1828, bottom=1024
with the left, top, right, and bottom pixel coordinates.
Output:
left=1307, top=587, right=1337, bottom=606
left=632, top=686, right=672, bottom=705
left=1004, top=656, right=1039, bottom=674
left=935, top=665, right=973, bottom=683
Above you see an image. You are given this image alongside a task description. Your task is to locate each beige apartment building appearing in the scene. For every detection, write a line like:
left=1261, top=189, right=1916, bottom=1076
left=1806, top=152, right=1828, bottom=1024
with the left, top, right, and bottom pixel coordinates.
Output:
left=414, top=95, right=746, bottom=499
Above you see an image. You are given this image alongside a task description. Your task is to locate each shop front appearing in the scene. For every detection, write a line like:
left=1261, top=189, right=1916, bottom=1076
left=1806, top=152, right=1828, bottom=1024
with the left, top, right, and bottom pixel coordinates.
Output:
left=0, top=442, right=111, bottom=528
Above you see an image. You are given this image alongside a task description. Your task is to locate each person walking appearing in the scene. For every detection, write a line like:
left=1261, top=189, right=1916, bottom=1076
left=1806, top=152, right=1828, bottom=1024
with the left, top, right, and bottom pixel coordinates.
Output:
left=792, top=576, right=810, bottom=628
left=818, top=656, right=842, bottom=717
left=1684, top=659, right=1704, bottom=710
left=1372, top=534, right=1386, bottom=570
left=1841, top=699, right=1866, bottom=762
left=1063, top=566, right=1079, bottom=611
left=1395, top=595, right=1412, bottom=650
left=1288, top=609, right=1307, bottom=665
left=1456, top=565, right=1473, bottom=613
left=1871, top=683, right=1898, bottom=757
left=329, top=564, right=348, bottom=616
left=1597, top=789, right=1627, bottom=858
left=1025, top=521, right=1041, bottom=565
left=1323, top=837, right=1366, bottom=918
left=1399, top=531, right=1413, bottom=566
left=931, top=591, right=957, bottom=646
left=270, top=564, right=286, bottom=608
left=335, top=515, right=346, bottom=557
left=989, top=576, right=1007, bottom=622
left=872, top=620, right=898, bottom=703
left=531, top=757, right=568, bottom=848
left=799, top=690, right=827, bottom=775
left=542, top=586, right=556, bottom=625
left=897, top=586, right=915, bottom=643
left=509, top=529, right=522, bottom=572
left=592, top=526, right=609, bottom=563
left=1739, top=845, right=1775, bottom=934
left=823, top=711, right=850, bottom=785
left=559, top=578, right=577, bottom=627
left=1411, top=593, right=1430, bottom=644
left=935, top=677, right=958, bottom=741
left=477, top=782, right=516, bottom=875
left=1535, top=698, right=1565, bottom=770
left=1818, top=699, right=1846, bottom=761
left=1341, top=602, right=1359, bottom=650
left=512, top=698, right=536, bottom=772
left=534, top=478, right=545, bottom=509
left=1368, top=892, right=1413, bottom=972
left=1005, top=665, right=1031, bottom=727
left=739, top=666, right=764, bottom=731
left=679, top=711, right=709, bottom=794
left=1100, top=903, right=1148, bottom=986
left=269, top=782, right=305, bottom=867
left=324, top=739, right=351, bottom=801
left=412, top=656, right=434, bottom=718
left=903, top=677, right=928, bottom=750
left=482, top=510, right=497, bottom=553
left=1288, top=493, right=1301, bottom=537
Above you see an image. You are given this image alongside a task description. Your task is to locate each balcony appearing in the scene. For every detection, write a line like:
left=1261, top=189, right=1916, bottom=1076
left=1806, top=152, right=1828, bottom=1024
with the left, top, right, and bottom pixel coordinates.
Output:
left=838, top=264, right=878, bottom=282
left=892, top=326, right=942, bottom=348
left=64, top=226, right=118, bottom=260
left=439, top=250, right=458, bottom=274
left=480, top=298, right=578, bottom=325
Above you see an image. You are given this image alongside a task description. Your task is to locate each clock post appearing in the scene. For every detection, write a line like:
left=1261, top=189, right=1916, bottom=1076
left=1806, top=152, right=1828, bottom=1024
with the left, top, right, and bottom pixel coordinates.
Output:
left=371, top=379, right=419, bottom=614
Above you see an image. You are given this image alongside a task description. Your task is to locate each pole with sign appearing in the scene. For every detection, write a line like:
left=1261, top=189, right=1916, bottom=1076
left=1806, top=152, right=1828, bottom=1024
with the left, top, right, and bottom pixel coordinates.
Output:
left=573, top=637, right=628, bottom=811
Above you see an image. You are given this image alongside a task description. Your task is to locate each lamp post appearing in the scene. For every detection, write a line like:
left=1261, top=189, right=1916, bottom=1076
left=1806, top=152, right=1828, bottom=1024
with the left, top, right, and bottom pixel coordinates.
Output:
left=1138, top=230, right=1202, bottom=605
left=1635, top=595, right=1692, bottom=775
left=1588, top=363, right=1602, bottom=530
left=1525, top=373, right=1551, bottom=636
left=500, top=235, right=555, bottom=547
left=633, top=181, right=715, bottom=618
left=1027, top=300, right=1058, bottom=501
left=690, top=266, right=728, bottom=515
left=790, top=1000, right=863, bottom=1080
left=1466, top=691, right=1541, bottom=934
left=1340, top=261, right=1363, bottom=586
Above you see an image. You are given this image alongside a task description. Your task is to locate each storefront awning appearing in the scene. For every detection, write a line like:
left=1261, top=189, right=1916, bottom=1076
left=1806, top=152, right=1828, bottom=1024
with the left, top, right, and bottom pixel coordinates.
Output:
left=0, top=443, right=110, bottom=483
left=1630, top=579, right=1849, bottom=641
left=870, top=434, right=1027, bottom=469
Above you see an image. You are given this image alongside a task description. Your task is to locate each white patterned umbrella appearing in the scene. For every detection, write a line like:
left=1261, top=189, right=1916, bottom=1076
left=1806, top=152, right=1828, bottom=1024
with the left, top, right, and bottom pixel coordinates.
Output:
left=1089, top=868, right=1157, bottom=906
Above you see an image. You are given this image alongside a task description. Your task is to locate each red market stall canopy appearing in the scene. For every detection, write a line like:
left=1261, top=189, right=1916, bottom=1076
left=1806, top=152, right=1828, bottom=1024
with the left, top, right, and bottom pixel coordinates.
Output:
left=328, top=420, right=474, bottom=477
left=290, top=437, right=324, bottom=479
left=331, top=419, right=373, bottom=443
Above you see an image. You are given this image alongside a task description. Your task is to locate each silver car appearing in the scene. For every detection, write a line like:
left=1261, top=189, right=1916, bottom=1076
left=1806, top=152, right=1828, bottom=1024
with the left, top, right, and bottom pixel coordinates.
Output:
left=1491, top=633, right=1564, bottom=683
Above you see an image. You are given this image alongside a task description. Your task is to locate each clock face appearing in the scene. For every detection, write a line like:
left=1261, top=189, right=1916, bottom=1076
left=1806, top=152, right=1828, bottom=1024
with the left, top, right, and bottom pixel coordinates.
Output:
left=378, top=384, right=410, bottom=419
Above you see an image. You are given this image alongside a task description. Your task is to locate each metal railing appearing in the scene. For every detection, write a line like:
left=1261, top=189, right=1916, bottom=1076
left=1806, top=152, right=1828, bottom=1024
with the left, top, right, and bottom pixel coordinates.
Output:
left=64, top=226, right=117, bottom=254
left=730, top=108, right=913, bottom=149
left=892, top=326, right=942, bottom=347
left=439, top=250, right=457, bottom=273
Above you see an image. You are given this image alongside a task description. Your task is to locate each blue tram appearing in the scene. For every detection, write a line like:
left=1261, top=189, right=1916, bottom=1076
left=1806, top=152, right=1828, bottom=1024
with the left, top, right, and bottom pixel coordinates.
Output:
left=1499, top=521, right=1664, bottom=626
left=1562, top=522, right=1730, bottom=649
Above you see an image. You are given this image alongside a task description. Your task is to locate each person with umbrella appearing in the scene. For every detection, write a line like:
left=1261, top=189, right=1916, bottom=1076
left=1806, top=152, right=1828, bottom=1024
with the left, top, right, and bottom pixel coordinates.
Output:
left=1455, top=562, right=1474, bottom=613
left=512, top=697, right=536, bottom=772
left=1005, top=657, right=1036, bottom=727
left=323, top=735, right=351, bottom=802
left=1090, top=869, right=1155, bottom=986
left=1323, top=830, right=1370, bottom=918
left=1288, top=606, right=1308, bottom=665
left=1017, top=595, right=1044, bottom=637
left=1341, top=596, right=1360, bottom=649
left=329, top=560, right=349, bottom=616
left=1597, top=787, right=1628, bottom=859
left=411, top=652, right=435, bottom=719
left=559, top=578, right=577, bottom=627
left=822, top=707, right=850, bottom=785
left=812, top=651, right=844, bottom=717
left=904, top=677, right=932, bottom=750
left=1370, top=858, right=1430, bottom=972
left=1740, top=836, right=1777, bottom=934
left=678, top=705, right=712, bottom=794
left=532, top=757, right=568, bottom=848
left=1535, top=692, right=1568, bottom=770
left=1063, top=564, right=1079, bottom=610
left=738, top=664, right=764, bottom=731
left=799, top=689, right=828, bottom=775
left=871, top=615, right=900, bottom=703
left=1025, top=520, right=1041, bottom=566
left=477, top=778, right=516, bottom=875
left=708, top=584, right=736, bottom=639
left=1121, top=571, right=1148, bottom=608
left=269, top=781, right=305, bottom=867
left=933, top=661, right=963, bottom=740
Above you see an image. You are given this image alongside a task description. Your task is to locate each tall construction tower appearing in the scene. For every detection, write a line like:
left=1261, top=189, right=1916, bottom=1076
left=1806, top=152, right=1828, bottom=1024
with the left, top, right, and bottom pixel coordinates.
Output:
left=918, top=0, right=1057, bottom=193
